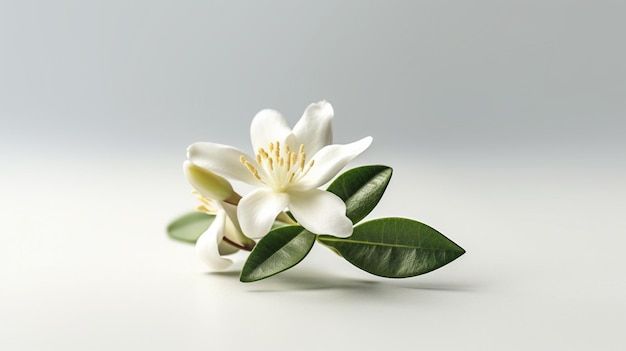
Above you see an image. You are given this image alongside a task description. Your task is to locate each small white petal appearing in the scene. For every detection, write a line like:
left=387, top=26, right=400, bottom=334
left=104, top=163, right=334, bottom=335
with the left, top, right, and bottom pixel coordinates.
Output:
left=238, top=188, right=289, bottom=239
left=221, top=201, right=256, bottom=250
left=292, top=101, right=334, bottom=156
left=221, top=202, right=243, bottom=237
left=195, top=210, right=234, bottom=271
left=295, top=136, right=373, bottom=189
left=187, top=142, right=262, bottom=186
left=250, top=109, right=295, bottom=152
left=289, top=189, right=353, bottom=237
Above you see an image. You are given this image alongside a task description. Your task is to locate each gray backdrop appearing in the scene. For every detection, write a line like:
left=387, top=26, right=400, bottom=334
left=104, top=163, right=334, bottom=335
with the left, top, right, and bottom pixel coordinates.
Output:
left=2, top=0, right=624, bottom=162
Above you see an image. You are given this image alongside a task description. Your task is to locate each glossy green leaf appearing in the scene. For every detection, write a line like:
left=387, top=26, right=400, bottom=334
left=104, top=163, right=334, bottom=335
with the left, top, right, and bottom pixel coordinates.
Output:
left=240, top=226, right=316, bottom=282
left=326, top=165, right=392, bottom=224
left=166, top=211, right=215, bottom=243
left=318, top=218, right=465, bottom=278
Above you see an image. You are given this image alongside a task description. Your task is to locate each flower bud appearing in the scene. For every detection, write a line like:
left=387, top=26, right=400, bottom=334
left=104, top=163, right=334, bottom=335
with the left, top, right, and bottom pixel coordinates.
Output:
left=184, top=161, right=235, bottom=201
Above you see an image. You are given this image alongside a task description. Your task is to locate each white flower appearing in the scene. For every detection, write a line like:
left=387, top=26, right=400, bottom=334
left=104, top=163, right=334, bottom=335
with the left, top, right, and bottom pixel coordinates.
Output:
left=187, top=101, right=372, bottom=239
left=184, top=162, right=254, bottom=270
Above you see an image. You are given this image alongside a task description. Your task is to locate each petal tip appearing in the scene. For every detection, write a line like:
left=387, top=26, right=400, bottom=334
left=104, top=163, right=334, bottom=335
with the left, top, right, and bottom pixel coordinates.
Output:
left=252, top=108, right=285, bottom=124
left=186, top=143, right=197, bottom=158
left=357, top=136, right=374, bottom=153
left=332, top=217, right=354, bottom=238
left=309, top=100, right=334, bottom=118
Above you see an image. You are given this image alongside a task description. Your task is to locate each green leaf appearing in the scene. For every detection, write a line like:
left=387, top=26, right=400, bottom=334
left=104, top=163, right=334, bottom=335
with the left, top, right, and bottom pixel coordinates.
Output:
left=326, top=165, right=392, bottom=224
left=317, top=218, right=465, bottom=278
left=240, top=226, right=316, bottom=282
left=166, top=211, right=215, bottom=243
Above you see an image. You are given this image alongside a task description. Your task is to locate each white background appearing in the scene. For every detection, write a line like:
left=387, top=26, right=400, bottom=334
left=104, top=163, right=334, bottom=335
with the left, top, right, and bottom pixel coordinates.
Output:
left=2, top=1, right=625, bottom=350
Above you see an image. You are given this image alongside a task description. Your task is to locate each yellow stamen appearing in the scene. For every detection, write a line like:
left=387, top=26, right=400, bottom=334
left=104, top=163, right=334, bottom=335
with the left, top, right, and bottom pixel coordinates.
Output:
left=300, top=153, right=306, bottom=170
left=241, top=140, right=317, bottom=190
left=192, top=190, right=218, bottom=213
left=240, top=155, right=262, bottom=180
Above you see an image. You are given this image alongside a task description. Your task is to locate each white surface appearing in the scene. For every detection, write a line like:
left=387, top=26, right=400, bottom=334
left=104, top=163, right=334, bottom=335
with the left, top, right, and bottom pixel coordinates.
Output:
left=2, top=148, right=624, bottom=350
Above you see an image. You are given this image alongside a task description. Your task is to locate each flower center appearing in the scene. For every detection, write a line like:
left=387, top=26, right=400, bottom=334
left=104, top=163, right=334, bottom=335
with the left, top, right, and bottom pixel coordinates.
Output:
left=240, top=141, right=315, bottom=191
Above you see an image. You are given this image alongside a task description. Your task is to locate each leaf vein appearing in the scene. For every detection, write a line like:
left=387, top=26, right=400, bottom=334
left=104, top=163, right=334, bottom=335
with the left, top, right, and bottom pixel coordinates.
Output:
left=319, top=237, right=458, bottom=251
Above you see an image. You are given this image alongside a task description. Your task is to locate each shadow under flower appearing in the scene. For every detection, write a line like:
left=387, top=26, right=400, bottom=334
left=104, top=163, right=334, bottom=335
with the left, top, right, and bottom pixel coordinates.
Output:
left=204, top=267, right=479, bottom=293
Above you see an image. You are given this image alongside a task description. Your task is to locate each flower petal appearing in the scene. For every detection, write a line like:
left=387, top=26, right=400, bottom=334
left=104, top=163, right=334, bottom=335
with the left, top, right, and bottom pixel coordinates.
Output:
left=289, top=189, right=353, bottom=237
left=295, top=136, right=373, bottom=189
left=187, top=142, right=262, bottom=185
left=217, top=216, right=241, bottom=255
left=195, top=210, right=234, bottom=271
left=221, top=202, right=243, bottom=237
left=250, top=109, right=295, bottom=153
left=238, top=188, right=289, bottom=239
left=221, top=201, right=256, bottom=250
left=292, top=101, right=334, bottom=155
